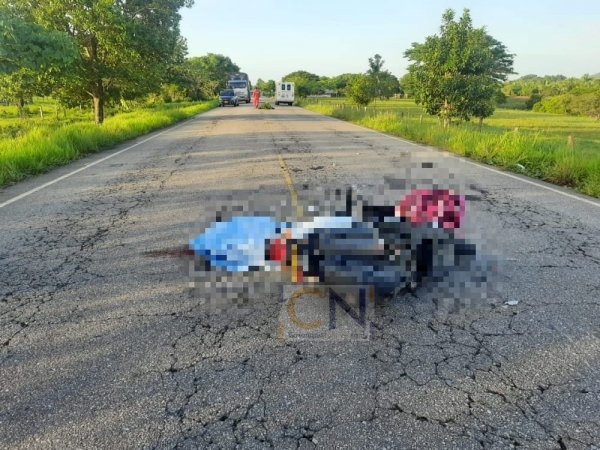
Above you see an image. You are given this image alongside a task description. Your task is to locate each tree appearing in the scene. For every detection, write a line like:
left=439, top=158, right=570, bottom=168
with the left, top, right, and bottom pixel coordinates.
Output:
left=367, top=54, right=385, bottom=98
left=403, top=8, right=515, bottom=127
left=282, top=71, right=320, bottom=98
left=399, top=73, right=416, bottom=98
left=0, top=69, right=46, bottom=117
left=586, top=94, right=600, bottom=120
left=163, top=53, right=243, bottom=101
left=366, top=54, right=399, bottom=99
left=0, top=8, right=80, bottom=117
left=368, top=54, right=385, bottom=75
left=345, top=74, right=375, bottom=106
left=317, top=76, right=336, bottom=94
left=186, top=54, right=240, bottom=97
left=265, top=80, right=275, bottom=96
left=158, top=40, right=195, bottom=101
left=500, top=74, right=600, bottom=99
left=466, top=78, right=504, bottom=129
left=377, top=71, right=400, bottom=99
left=2, top=0, right=194, bottom=124
left=526, top=92, right=543, bottom=110
left=255, top=79, right=275, bottom=96
left=533, top=92, right=600, bottom=119
left=255, top=78, right=270, bottom=95
left=330, top=73, right=353, bottom=96
left=0, top=7, right=78, bottom=75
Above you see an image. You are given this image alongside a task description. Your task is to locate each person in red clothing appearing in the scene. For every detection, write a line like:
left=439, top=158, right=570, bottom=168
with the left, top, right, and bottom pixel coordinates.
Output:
left=252, top=87, right=261, bottom=109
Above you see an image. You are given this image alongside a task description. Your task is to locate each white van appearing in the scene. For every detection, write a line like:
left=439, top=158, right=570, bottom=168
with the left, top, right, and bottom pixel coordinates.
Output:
left=275, top=81, right=295, bottom=106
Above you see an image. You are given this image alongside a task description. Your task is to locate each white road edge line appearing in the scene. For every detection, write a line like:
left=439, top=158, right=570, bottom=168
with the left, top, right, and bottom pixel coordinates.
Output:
left=312, top=110, right=600, bottom=209
left=0, top=114, right=203, bottom=209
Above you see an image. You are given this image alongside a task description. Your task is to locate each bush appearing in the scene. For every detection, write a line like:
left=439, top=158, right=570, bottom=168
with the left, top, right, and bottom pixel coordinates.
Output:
left=525, top=93, right=543, bottom=110
left=533, top=95, right=569, bottom=114
left=533, top=93, right=600, bottom=118
left=346, top=74, right=375, bottom=106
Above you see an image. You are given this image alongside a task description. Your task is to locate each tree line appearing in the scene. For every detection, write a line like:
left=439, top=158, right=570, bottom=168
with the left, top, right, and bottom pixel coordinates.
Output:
left=276, top=8, right=598, bottom=124
left=266, top=9, right=516, bottom=128
left=254, top=59, right=401, bottom=103
left=0, top=2, right=244, bottom=124
left=3, top=4, right=597, bottom=127
left=503, top=74, right=600, bottom=119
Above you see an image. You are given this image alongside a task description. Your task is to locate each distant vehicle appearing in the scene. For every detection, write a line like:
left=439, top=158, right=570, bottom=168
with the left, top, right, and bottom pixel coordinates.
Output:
left=275, top=81, right=295, bottom=106
left=218, top=89, right=239, bottom=107
left=227, top=73, right=251, bottom=104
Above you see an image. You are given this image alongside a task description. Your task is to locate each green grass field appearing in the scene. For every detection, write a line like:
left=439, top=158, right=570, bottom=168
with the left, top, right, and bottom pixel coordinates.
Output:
left=0, top=97, right=133, bottom=138
left=0, top=99, right=217, bottom=188
left=500, top=96, right=529, bottom=110
left=299, top=98, right=600, bottom=198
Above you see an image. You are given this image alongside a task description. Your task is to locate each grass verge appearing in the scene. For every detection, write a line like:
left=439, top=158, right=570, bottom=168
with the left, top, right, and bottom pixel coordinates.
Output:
left=299, top=100, right=600, bottom=199
left=0, top=100, right=217, bottom=188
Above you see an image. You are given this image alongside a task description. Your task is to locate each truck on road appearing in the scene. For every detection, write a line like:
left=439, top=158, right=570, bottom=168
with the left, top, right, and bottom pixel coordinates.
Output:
left=227, top=73, right=251, bottom=104
left=275, top=81, right=295, bottom=106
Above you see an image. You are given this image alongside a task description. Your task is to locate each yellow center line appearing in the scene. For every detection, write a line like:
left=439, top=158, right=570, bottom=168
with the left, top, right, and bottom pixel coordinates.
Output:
left=277, top=154, right=298, bottom=207
left=291, top=243, right=298, bottom=283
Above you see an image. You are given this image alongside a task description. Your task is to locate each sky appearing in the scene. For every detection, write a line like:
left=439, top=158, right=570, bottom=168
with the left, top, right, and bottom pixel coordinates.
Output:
left=179, top=0, right=600, bottom=83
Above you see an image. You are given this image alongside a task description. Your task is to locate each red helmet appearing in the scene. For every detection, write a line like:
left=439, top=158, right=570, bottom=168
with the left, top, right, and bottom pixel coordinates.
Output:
left=396, top=189, right=465, bottom=229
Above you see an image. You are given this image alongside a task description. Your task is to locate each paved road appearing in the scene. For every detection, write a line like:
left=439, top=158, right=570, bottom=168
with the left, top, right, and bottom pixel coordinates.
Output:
left=1, top=101, right=599, bottom=450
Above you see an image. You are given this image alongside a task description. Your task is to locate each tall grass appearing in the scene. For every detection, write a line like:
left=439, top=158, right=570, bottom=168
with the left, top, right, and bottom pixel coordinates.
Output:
left=299, top=101, right=600, bottom=199
left=0, top=100, right=217, bottom=187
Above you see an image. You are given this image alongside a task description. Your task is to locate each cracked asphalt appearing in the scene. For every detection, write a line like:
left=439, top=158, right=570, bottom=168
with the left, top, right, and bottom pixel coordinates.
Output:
left=1, top=102, right=600, bottom=450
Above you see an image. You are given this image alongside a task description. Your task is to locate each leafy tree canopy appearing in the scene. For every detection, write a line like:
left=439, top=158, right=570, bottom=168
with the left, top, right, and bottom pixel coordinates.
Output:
left=365, top=54, right=399, bottom=100
left=367, top=54, right=385, bottom=75
left=256, top=78, right=275, bottom=95
left=0, top=7, right=78, bottom=75
left=346, top=74, right=375, bottom=106
left=186, top=53, right=240, bottom=96
left=503, top=73, right=600, bottom=98
left=1, top=0, right=194, bottom=124
left=404, top=8, right=515, bottom=127
left=282, top=70, right=321, bottom=97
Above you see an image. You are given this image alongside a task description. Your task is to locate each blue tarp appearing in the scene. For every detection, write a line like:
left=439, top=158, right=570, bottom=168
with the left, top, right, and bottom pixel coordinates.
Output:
left=190, top=216, right=280, bottom=271
left=189, top=215, right=357, bottom=272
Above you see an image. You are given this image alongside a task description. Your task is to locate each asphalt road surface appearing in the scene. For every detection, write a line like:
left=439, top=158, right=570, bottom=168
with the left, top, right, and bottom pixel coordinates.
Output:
left=1, top=100, right=600, bottom=450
